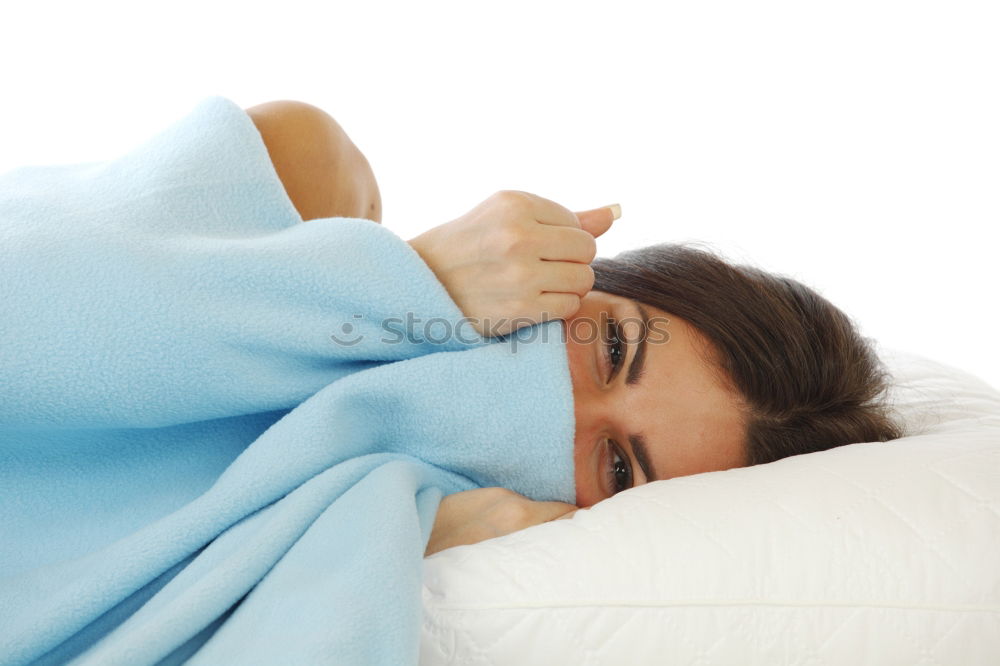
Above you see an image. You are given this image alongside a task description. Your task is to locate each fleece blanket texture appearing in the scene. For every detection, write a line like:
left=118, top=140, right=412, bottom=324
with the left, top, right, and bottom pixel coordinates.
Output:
left=0, top=96, right=576, bottom=665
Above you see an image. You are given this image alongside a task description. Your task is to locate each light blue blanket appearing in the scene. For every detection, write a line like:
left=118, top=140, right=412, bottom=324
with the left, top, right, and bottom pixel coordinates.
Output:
left=0, top=97, right=576, bottom=665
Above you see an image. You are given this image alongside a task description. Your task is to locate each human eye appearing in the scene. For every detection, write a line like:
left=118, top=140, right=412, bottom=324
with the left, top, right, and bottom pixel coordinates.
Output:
left=603, top=317, right=625, bottom=382
left=604, top=438, right=633, bottom=495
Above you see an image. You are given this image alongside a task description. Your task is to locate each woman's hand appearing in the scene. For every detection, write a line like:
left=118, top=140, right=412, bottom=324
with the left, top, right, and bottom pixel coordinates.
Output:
left=425, top=486, right=580, bottom=557
left=408, top=191, right=620, bottom=337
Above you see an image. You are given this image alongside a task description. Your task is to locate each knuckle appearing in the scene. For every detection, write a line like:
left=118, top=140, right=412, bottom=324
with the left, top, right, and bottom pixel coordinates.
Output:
left=493, top=223, right=530, bottom=256
left=581, top=264, right=596, bottom=293
left=491, top=190, right=512, bottom=205
left=493, top=189, right=527, bottom=207
left=582, top=233, right=598, bottom=261
left=552, top=293, right=581, bottom=316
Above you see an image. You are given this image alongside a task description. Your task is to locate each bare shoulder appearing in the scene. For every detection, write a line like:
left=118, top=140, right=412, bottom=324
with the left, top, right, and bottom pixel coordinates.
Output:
left=244, top=100, right=382, bottom=223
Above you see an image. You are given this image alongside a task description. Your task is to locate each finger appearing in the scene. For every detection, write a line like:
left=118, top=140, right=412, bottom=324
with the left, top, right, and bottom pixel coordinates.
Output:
left=521, top=193, right=584, bottom=229
left=535, top=261, right=595, bottom=298
left=535, top=225, right=597, bottom=263
left=534, top=292, right=582, bottom=321
left=574, top=204, right=620, bottom=238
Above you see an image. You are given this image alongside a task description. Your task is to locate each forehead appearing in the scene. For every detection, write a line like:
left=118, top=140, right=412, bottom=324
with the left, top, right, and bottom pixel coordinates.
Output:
left=624, top=306, right=748, bottom=476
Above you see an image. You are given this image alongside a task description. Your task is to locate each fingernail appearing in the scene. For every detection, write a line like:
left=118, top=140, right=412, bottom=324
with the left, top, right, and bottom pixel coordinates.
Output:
left=606, top=203, right=622, bottom=220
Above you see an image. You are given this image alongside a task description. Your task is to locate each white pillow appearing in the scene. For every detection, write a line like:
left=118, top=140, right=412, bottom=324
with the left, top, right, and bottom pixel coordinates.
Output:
left=421, top=348, right=1000, bottom=665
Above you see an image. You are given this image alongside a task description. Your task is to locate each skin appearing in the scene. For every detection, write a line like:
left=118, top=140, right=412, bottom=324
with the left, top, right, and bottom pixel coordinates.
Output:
left=245, top=100, right=382, bottom=223
left=564, top=290, right=749, bottom=508
left=247, top=100, right=750, bottom=513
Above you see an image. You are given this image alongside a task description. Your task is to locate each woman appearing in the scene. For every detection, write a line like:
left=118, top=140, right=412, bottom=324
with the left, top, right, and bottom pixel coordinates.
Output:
left=245, top=100, right=904, bottom=556
left=0, top=97, right=905, bottom=663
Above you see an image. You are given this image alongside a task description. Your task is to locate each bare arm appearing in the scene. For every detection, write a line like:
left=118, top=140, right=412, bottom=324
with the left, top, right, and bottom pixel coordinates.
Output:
left=245, top=100, right=382, bottom=223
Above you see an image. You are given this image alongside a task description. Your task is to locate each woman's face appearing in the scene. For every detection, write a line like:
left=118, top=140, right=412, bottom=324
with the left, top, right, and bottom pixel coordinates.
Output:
left=564, top=290, right=749, bottom=508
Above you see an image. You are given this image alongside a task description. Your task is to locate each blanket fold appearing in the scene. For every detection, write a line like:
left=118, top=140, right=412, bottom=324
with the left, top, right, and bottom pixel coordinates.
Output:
left=0, top=97, right=576, bottom=665
left=0, top=95, right=482, bottom=430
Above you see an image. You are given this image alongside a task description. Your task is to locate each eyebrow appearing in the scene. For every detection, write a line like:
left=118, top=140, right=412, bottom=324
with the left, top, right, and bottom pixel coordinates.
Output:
left=626, top=302, right=658, bottom=482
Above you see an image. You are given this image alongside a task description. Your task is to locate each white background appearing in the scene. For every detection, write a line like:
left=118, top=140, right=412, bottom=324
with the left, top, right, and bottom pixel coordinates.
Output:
left=1, top=0, right=996, bottom=388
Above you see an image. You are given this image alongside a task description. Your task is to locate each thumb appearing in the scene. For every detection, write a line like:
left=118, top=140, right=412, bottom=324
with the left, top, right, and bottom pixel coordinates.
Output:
left=575, top=204, right=621, bottom=238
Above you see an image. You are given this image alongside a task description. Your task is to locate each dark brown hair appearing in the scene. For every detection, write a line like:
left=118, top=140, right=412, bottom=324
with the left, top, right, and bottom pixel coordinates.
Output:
left=591, top=242, right=906, bottom=467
